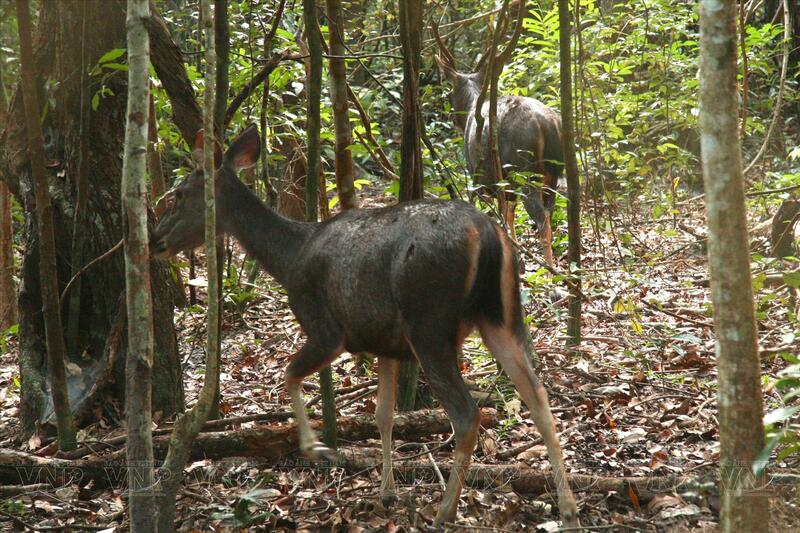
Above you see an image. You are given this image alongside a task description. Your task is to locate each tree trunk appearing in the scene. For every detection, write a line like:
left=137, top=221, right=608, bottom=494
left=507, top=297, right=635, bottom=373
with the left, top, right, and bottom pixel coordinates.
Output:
left=16, top=0, right=78, bottom=451
left=2, top=0, right=182, bottom=437
left=214, top=0, right=229, bottom=137
left=157, top=4, right=221, bottom=530
left=558, top=0, right=582, bottom=345
left=0, top=184, right=14, bottom=330
left=0, top=54, right=16, bottom=331
left=396, top=0, right=424, bottom=411
left=770, top=199, right=799, bottom=257
left=122, top=0, right=156, bottom=528
left=303, top=0, right=339, bottom=449
left=699, top=2, right=769, bottom=531
left=325, top=0, right=357, bottom=210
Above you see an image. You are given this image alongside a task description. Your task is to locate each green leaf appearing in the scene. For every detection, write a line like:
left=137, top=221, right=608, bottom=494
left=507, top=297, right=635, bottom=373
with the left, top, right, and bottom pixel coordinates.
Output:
left=98, top=48, right=126, bottom=64
left=753, top=436, right=778, bottom=477
left=783, top=271, right=800, bottom=288
left=102, top=63, right=128, bottom=72
left=764, top=406, right=800, bottom=426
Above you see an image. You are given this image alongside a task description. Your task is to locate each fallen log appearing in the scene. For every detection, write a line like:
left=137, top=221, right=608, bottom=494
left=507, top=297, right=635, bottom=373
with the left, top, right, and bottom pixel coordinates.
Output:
left=337, top=448, right=701, bottom=497
left=0, top=483, right=51, bottom=496
left=0, top=409, right=497, bottom=486
left=388, top=460, right=697, bottom=495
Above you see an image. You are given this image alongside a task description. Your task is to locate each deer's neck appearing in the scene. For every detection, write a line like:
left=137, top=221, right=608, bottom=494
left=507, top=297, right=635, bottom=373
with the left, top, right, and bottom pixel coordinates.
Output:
left=452, top=78, right=482, bottom=130
left=218, top=174, right=314, bottom=286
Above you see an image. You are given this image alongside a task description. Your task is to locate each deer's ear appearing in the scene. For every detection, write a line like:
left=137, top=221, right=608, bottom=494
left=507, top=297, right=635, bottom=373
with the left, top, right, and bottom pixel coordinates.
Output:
left=225, top=124, right=261, bottom=170
left=435, top=54, right=458, bottom=83
left=192, top=130, right=223, bottom=169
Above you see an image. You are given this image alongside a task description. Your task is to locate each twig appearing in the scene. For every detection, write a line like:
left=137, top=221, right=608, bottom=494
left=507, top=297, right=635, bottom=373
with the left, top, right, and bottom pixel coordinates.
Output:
left=642, top=300, right=714, bottom=328
left=495, top=438, right=542, bottom=461
left=222, top=50, right=289, bottom=128
left=0, top=483, right=51, bottom=496
left=336, top=386, right=377, bottom=410
left=59, top=239, right=123, bottom=306
left=307, top=378, right=378, bottom=407
left=424, top=443, right=446, bottom=490
left=444, top=522, right=512, bottom=532
left=746, top=183, right=800, bottom=197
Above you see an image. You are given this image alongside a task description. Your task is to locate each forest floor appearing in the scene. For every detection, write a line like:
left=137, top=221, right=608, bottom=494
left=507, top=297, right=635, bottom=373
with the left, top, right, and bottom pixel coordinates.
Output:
left=0, top=185, right=799, bottom=532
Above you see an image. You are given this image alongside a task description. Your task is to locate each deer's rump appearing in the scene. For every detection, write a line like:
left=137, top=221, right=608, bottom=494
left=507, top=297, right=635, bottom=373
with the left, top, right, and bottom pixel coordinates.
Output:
left=465, top=95, right=563, bottom=229
left=286, top=199, right=516, bottom=360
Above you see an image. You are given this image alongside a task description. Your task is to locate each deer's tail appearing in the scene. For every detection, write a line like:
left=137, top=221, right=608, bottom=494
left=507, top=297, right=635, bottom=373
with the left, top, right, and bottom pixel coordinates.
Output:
left=464, top=218, right=526, bottom=342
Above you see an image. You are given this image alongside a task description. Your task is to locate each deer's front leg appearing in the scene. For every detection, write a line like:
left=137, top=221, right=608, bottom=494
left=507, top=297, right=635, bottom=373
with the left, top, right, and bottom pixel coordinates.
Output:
left=376, top=357, right=399, bottom=506
left=285, top=339, right=344, bottom=461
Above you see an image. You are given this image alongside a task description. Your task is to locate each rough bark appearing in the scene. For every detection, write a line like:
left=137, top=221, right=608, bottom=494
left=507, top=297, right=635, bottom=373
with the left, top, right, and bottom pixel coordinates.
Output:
left=303, top=0, right=338, bottom=449
left=559, top=0, right=582, bottom=344
left=396, top=0, right=424, bottom=411
left=0, top=54, right=16, bottom=331
left=770, top=199, right=799, bottom=257
left=398, top=0, right=424, bottom=203
left=214, top=0, right=229, bottom=137
left=16, top=0, right=77, bottom=452
left=325, top=0, right=357, bottom=210
left=122, top=0, right=156, bottom=529
left=146, top=7, right=203, bottom=144
left=0, top=183, right=14, bottom=330
left=3, top=0, right=182, bottom=438
left=157, top=2, right=219, bottom=530
left=699, top=2, right=768, bottom=531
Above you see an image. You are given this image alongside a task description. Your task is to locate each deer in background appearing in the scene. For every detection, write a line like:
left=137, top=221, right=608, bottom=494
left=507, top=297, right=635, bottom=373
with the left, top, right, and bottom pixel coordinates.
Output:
left=434, top=21, right=563, bottom=268
left=150, top=125, right=579, bottom=527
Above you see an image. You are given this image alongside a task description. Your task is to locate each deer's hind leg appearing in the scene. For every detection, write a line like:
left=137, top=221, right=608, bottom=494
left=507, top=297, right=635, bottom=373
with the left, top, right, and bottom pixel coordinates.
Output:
left=376, top=356, right=399, bottom=506
left=405, top=321, right=480, bottom=527
left=478, top=321, right=579, bottom=527
left=498, top=190, right=518, bottom=243
left=285, top=310, right=344, bottom=460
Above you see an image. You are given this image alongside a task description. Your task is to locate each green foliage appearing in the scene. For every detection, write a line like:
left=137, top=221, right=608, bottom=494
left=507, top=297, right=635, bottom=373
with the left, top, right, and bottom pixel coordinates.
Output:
left=89, top=48, right=128, bottom=111
left=209, top=488, right=274, bottom=528
left=0, top=323, right=18, bottom=355
left=756, top=353, right=800, bottom=477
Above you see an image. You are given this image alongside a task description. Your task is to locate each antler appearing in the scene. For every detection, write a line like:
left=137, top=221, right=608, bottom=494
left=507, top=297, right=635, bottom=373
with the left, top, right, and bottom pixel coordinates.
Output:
left=431, top=17, right=456, bottom=69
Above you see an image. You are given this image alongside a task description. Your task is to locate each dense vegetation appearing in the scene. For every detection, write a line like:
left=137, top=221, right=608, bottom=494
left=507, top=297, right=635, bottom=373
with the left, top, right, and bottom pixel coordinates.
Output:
left=0, top=0, right=798, bottom=530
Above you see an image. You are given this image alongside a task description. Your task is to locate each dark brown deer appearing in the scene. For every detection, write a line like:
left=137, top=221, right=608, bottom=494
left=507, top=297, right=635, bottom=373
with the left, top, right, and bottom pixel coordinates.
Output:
left=150, top=125, right=578, bottom=527
left=434, top=24, right=563, bottom=268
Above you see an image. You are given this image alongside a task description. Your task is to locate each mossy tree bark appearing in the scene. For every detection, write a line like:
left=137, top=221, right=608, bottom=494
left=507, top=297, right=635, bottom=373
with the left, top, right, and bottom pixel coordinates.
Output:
left=1, top=0, right=182, bottom=437
left=699, top=1, right=768, bottom=531
left=122, top=0, right=156, bottom=528
left=16, top=0, right=77, bottom=452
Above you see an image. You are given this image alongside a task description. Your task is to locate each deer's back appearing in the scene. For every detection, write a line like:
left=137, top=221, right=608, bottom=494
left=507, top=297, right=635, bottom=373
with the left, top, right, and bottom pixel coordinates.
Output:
left=465, top=95, right=563, bottom=183
left=286, top=199, right=508, bottom=358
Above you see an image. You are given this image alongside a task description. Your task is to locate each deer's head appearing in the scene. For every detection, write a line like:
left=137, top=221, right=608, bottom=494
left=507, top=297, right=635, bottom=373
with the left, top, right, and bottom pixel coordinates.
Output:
left=432, top=21, right=486, bottom=130
left=150, top=125, right=261, bottom=259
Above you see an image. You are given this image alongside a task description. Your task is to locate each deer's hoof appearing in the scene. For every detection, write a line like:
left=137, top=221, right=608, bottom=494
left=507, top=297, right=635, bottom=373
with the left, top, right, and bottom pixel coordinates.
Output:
left=381, top=491, right=398, bottom=508
left=561, top=510, right=580, bottom=528
left=560, top=500, right=580, bottom=528
left=302, top=442, right=340, bottom=463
